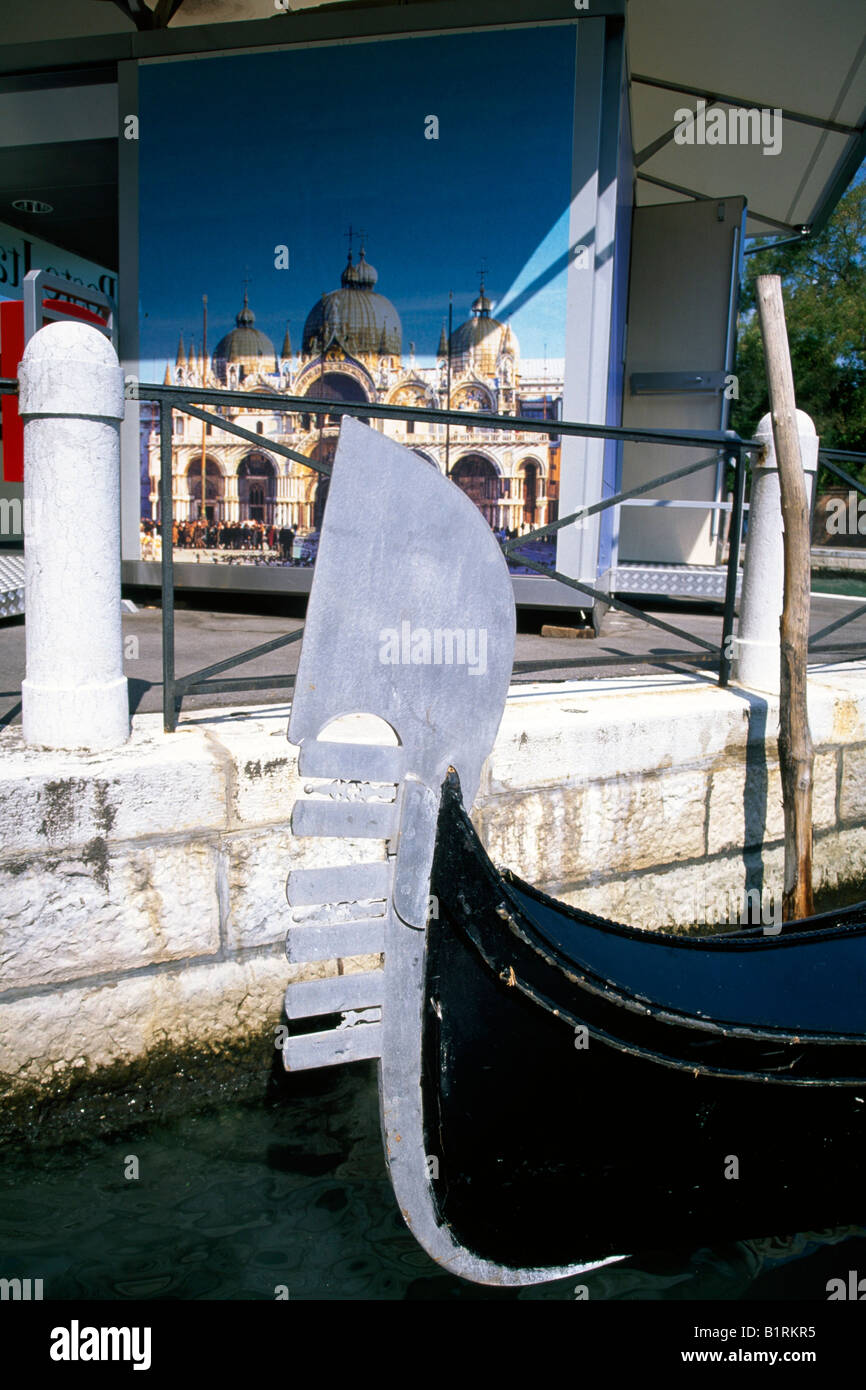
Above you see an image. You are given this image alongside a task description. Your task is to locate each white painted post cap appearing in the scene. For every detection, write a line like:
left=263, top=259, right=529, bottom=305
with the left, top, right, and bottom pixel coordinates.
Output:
left=19, top=320, right=125, bottom=421
left=755, top=409, right=818, bottom=472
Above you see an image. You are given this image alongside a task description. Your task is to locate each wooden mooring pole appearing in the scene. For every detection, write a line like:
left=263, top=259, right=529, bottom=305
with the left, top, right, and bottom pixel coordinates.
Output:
left=755, top=274, right=814, bottom=921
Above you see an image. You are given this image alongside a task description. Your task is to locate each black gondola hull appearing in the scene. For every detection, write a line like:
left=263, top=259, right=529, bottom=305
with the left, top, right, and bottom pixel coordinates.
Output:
left=423, top=774, right=866, bottom=1271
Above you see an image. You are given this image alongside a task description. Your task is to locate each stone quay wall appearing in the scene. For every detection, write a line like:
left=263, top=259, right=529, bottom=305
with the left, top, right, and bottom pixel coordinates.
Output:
left=2, top=663, right=866, bottom=1105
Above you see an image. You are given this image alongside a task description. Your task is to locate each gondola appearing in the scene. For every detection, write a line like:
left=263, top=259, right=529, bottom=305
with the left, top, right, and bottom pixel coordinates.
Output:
left=283, top=417, right=866, bottom=1286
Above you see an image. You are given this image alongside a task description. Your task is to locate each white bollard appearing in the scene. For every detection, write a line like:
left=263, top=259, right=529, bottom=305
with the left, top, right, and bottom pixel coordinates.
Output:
left=733, top=409, right=818, bottom=696
left=19, top=320, right=129, bottom=750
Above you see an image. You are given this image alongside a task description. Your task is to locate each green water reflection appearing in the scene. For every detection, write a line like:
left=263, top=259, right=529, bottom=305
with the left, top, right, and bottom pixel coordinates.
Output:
left=0, top=1063, right=863, bottom=1301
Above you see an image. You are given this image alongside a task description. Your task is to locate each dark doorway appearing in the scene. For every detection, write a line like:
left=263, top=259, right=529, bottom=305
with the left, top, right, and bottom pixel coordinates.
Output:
left=452, top=454, right=500, bottom=526
left=185, top=457, right=224, bottom=522
left=521, top=459, right=539, bottom=525
left=238, top=452, right=276, bottom=523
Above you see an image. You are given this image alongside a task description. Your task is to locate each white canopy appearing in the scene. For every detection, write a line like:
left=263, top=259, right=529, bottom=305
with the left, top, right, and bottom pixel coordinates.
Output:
left=282, top=0, right=866, bottom=240
left=1, top=0, right=861, bottom=248
left=626, top=0, right=866, bottom=238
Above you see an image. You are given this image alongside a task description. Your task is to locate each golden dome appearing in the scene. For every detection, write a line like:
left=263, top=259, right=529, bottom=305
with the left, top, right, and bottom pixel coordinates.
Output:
left=213, top=291, right=277, bottom=381
left=449, top=276, right=516, bottom=376
left=302, top=245, right=401, bottom=358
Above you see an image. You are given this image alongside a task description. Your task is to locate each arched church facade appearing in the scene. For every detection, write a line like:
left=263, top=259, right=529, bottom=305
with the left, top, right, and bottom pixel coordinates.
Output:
left=147, top=242, right=563, bottom=538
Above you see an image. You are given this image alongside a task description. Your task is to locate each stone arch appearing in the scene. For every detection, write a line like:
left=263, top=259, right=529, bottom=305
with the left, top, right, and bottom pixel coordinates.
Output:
left=388, top=379, right=435, bottom=436
left=452, top=380, right=495, bottom=412
left=185, top=455, right=224, bottom=522
left=451, top=453, right=503, bottom=527
left=453, top=451, right=502, bottom=478
left=305, top=438, right=338, bottom=530
left=238, top=451, right=277, bottom=524
left=517, top=456, right=544, bottom=525
left=386, top=378, right=430, bottom=407
left=297, top=363, right=375, bottom=428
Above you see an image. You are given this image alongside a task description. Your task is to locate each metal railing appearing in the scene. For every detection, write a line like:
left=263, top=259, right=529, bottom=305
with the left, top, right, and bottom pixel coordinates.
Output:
left=10, top=376, right=866, bottom=730
left=808, top=447, right=866, bottom=657
left=131, top=381, right=759, bottom=729
left=31, top=374, right=866, bottom=728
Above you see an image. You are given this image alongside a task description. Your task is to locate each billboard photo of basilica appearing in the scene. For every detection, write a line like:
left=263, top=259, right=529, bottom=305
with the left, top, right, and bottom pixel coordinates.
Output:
left=137, top=25, right=576, bottom=570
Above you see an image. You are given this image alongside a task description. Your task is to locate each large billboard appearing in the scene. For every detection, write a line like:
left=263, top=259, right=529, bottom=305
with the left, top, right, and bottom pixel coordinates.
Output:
left=135, top=23, right=584, bottom=573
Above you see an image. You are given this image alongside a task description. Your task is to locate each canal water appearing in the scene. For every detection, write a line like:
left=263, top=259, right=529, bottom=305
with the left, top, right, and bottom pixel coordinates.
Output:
left=1, top=1059, right=863, bottom=1301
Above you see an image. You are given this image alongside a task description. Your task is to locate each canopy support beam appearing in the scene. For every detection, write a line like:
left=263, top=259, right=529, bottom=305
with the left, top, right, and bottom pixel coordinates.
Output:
left=631, top=73, right=862, bottom=137
left=636, top=172, right=802, bottom=233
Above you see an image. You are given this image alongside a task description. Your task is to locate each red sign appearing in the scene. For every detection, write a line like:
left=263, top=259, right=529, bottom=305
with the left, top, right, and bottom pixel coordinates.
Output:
left=0, top=300, right=25, bottom=483
left=1, top=296, right=109, bottom=482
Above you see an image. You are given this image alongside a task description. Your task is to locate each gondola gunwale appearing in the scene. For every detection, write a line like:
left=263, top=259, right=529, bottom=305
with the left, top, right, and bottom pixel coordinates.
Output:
left=500, top=862, right=866, bottom=948
left=435, top=773, right=866, bottom=1085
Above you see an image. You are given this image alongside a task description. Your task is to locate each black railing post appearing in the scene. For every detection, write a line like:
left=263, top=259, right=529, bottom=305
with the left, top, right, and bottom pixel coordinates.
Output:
left=159, top=403, right=176, bottom=732
left=719, top=442, right=747, bottom=687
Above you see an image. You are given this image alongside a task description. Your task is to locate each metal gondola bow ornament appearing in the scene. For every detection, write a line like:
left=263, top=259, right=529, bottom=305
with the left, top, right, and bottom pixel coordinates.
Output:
left=282, top=416, right=618, bottom=1285
left=283, top=416, right=866, bottom=1286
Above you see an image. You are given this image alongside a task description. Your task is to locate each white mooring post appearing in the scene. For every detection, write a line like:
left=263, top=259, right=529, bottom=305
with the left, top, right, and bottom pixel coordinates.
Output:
left=732, top=409, right=818, bottom=696
left=19, top=320, right=130, bottom=750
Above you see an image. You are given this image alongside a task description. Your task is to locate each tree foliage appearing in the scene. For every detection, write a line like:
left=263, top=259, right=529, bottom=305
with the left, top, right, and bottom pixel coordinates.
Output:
left=731, top=175, right=866, bottom=466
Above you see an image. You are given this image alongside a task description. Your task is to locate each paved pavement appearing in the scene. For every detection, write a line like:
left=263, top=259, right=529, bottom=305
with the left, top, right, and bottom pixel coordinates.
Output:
left=1, top=586, right=865, bottom=729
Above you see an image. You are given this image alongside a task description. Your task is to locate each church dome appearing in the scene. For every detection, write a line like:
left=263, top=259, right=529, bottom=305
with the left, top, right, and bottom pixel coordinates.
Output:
left=450, top=276, right=516, bottom=376
left=213, top=291, right=277, bottom=381
left=302, top=245, right=401, bottom=358
left=472, top=288, right=492, bottom=315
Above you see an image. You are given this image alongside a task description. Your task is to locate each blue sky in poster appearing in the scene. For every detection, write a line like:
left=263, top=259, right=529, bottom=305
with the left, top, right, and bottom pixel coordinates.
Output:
left=138, top=25, right=576, bottom=377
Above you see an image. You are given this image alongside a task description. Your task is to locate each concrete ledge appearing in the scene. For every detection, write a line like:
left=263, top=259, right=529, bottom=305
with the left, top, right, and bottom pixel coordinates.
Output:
left=0, top=837, right=221, bottom=989
left=0, top=720, right=227, bottom=854
left=2, top=664, right=865, bottom=1102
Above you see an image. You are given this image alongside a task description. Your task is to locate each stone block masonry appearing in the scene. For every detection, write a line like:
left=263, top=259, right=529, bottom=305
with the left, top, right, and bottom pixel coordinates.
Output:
left=475, top=664, right=866, bottom=926
left=2, top=665, right=866, bottom=1113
